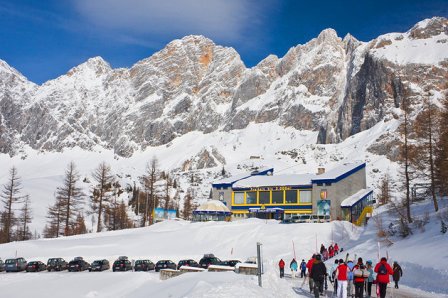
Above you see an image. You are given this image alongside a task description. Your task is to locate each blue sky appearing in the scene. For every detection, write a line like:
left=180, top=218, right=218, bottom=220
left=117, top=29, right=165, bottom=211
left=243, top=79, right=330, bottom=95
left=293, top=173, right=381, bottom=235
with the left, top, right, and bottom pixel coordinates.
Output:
left=0, top=0, right=447, bottom=84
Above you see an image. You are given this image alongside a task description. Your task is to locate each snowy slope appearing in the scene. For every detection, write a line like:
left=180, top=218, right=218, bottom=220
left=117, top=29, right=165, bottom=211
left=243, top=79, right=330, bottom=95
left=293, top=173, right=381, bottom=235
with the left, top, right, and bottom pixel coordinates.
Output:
left=0, top=209, right=447, bottom=297
left=0, top=119, right=399, bottom=234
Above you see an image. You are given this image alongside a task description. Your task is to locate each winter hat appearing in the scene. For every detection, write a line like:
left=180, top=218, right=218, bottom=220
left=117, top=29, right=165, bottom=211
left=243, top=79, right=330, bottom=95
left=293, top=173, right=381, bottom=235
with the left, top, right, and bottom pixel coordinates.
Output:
left=315, top=254, right=322, bottom=261
left=366, top=260, right=372, bottom=265
left=338, top=259, right=344, bottom=264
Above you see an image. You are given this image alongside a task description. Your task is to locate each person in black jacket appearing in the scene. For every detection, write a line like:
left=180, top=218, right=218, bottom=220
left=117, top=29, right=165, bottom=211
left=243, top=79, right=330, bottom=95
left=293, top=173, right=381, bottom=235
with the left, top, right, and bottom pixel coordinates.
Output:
left=392, top=261, right=403, bottom=289
left=310, top=254, right=327, bottom=298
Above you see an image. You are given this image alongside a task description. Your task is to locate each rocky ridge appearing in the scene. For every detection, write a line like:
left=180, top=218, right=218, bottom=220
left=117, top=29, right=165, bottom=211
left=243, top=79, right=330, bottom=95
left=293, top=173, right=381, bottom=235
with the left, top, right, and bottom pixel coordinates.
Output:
left=0, top=17, right=447, bottom=161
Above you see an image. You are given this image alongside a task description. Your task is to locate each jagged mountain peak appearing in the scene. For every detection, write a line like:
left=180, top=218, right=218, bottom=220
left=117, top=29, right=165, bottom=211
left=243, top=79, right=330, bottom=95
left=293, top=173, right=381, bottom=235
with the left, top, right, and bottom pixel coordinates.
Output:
left=0, top=17, right=447, bottom=159
left=409, top=16, right=448, bottom=39
left=317, top=28, right=341, bottom=44
left=65, top=56, right=112, bottom=78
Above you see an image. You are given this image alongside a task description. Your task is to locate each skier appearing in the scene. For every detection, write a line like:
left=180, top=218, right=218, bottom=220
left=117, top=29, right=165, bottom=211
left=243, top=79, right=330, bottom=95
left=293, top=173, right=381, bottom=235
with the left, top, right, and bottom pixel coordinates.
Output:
left=365, top=260, right=375, bottom=298
left=278, top=258, right=285, bottom=278
left=335, top=258, right=348, bottom=298
left=300, top=259, right=307, bottom=278
left=310, top=254, right=327, bottom=298
left=334, top=243, right=339, bottom=255
left=374, top=257, right=393, bottom=298
left=353, top=257, right=368, bottom=298
left=307, top=254, right=316, bottom=293
left=290, top=258, right=298, bottom=278
left=392, top=261, right=403, bottom=289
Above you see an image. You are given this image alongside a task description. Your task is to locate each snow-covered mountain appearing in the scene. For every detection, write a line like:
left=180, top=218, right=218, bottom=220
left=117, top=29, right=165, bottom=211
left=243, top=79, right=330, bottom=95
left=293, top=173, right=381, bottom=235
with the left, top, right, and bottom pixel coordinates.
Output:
left=1, top=17, right=447, bottom=158
left=0, top=17, right=447, bottom=234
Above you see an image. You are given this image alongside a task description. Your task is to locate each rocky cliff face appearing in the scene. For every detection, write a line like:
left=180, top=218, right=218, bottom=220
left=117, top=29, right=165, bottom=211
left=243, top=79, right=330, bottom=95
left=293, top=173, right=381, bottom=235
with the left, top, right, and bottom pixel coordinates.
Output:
left=0, top=18, right=447, bottom=158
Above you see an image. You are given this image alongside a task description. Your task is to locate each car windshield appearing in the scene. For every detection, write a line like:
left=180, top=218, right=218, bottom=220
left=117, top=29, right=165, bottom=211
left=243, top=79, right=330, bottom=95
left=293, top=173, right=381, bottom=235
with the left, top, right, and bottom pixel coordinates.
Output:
left=92, top=261, right=101, bottom=265
left=5, top=259, right=16, bottom=264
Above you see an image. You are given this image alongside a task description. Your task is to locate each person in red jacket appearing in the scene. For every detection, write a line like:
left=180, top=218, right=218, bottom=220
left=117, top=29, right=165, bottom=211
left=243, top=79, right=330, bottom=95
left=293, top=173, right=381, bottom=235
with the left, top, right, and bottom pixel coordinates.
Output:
left=335, top=258, right=348, bottom=298
left=306, top=255, right=316, bottom=293
left=334, top=243, right=339, bottom=255
left=374, top=257, right=394, bottom=298
left=353, top=257, right=367, bottom=298
left=279, top=258, right=285, bottom=278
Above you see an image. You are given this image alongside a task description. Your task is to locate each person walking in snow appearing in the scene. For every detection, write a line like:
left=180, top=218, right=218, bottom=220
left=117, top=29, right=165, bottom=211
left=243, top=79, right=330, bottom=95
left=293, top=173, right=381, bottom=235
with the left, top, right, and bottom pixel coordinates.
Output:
left=353, top=257, right=368, bottom=298
left=320, top=244, right=326, bottom=255
left=279, top=258, right=285, bottom=278
left=346, top=259, right=355, bottom=297
left=334, top=243, right=339, bottom=255
left=300, top=259, right=307, bottom=278
left=310, top=254, right=327, bottom=298
left=392, top=261, right=403, bottom=289
left=374, top=257, right=393, bottom=298
left=329, top=244, right=334, bottom=259
left=330, top=259, right=339, bottom=294
left=365, top=260, right=375, bottom=298
left=307, top=254, right=316, bottom=293
left=335, top=258, right=348, bottom=298
left=290, top=258, right=298, bottom=278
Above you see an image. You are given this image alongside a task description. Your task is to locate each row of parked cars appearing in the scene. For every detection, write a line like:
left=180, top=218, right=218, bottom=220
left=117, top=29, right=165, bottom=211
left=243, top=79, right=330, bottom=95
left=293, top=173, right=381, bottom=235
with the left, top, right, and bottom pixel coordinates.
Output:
left=0, top=254, right=246, bottom=273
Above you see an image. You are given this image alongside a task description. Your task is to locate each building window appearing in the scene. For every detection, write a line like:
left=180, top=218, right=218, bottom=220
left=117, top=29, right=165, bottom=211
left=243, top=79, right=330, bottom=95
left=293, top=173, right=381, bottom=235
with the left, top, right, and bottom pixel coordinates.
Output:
left=246, top=191, right=257, bottom=204
left=285, top=190, right=298, bottom=204
left=272, top=191, right=283, bottom=204
left=300, top=190, right=312, bottom=203
left=234, top=192, right=244, bottom=204
left=259, top=191, right=270, bottom=204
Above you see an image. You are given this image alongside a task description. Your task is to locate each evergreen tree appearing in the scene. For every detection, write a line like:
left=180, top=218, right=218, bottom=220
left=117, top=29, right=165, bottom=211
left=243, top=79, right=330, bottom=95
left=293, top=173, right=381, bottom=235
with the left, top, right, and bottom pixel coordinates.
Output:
left=182, top=190, right=194, bottom=220
left=378, top=175, right=391, bottom=205
left=435, top=94, right=448, bottom=197
left=142, top=157, right=159, bottom=226
left=56, top=162, right=85, bottom=236
left=399, top=88, right=413, bottom=223
left=73, top=213, right=87, bottom=235
left=91, top=162, right=114, bottom=232
left=18, top=195, right=32, bottom=241
left=0, top=166, right=25, bottom=243
left=45, top=199, right=64, bottom=238
left=413, top=93, right=439, bottom=212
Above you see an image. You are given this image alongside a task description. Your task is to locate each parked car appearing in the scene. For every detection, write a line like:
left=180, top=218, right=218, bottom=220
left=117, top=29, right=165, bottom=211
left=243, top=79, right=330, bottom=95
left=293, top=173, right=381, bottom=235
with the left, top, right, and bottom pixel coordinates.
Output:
left=177, top=259, right=200, bottom=270
left=5, top=257, right=27, bottom=272
left=221, top=260, right=241, bottom=267
left=199, top=254, right=222, bottom=269
left=26, top=261, right=47, bottom=272
left=47, top=258, right=68, bottom=271
left=0, top=259, right=5, bottom=272
left=68, top=259, right=90, bottom=272
left=134, top=260, right=155, bottom=272
left=244, top=257, right=257, bottom=264
left=89, top=259, right=110, bottom=272
left=296, top=214, right=312, bottom=223
left=155, top=260, right=176, bottom=272
left=112, top=258, right=132, bottom=272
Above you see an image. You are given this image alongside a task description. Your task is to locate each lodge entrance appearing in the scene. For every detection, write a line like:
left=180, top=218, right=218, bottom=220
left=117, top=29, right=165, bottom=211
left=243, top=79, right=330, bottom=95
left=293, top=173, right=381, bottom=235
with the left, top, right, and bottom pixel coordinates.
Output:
left=248, top=207, right=284, bottom=220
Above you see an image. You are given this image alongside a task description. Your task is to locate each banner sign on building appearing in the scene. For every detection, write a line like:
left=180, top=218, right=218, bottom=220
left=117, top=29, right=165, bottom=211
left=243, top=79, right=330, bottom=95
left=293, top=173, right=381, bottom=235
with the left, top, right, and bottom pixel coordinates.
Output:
left=154, top=207, right=177, bottom=221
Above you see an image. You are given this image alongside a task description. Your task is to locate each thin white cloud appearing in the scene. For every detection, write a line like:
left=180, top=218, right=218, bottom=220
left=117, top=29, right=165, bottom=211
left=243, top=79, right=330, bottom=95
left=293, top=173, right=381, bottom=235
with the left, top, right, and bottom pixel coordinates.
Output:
left=73, top=0, right=267, bottom=43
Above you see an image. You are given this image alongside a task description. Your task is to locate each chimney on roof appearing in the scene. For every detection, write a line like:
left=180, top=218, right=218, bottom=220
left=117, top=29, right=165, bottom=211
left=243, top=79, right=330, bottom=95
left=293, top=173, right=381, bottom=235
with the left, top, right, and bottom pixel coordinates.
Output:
left=317, top=168, right=326, bottom=175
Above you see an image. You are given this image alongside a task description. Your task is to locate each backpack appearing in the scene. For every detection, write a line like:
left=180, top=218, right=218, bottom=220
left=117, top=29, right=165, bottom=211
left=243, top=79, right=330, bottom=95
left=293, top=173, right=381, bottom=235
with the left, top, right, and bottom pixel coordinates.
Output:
left=378, top=263, right=387, bottom=275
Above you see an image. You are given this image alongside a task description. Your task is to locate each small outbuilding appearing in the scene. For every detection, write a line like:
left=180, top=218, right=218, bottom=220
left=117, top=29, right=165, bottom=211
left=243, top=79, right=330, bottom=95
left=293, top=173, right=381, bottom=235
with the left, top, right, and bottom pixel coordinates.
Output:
left=192, top=200, right=231, bottom=222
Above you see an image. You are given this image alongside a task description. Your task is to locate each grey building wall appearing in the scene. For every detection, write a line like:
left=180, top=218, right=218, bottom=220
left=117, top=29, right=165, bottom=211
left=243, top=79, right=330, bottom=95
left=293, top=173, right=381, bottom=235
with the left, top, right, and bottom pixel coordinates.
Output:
left=211, top=186, right=232, bottom=207
left=311, top=167, right=366, bottom=220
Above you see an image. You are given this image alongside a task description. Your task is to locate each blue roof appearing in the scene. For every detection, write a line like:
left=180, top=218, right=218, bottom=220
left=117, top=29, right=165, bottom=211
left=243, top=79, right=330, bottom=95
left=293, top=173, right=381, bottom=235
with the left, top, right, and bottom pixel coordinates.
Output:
left=311, top=162, right=365, bottom=184
left=212, top=168, right=274, bottom=188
